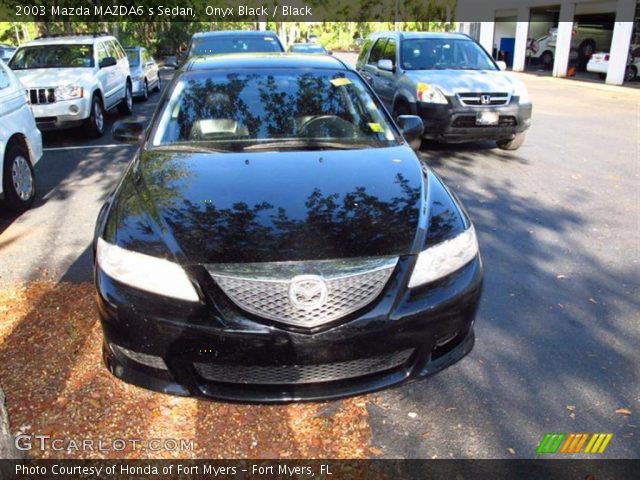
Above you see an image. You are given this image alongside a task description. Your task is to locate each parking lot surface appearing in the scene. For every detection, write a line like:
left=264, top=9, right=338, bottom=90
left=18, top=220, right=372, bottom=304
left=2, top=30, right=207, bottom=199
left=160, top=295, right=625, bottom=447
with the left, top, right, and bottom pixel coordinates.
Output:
left=0, top=60, right=638, bottom=459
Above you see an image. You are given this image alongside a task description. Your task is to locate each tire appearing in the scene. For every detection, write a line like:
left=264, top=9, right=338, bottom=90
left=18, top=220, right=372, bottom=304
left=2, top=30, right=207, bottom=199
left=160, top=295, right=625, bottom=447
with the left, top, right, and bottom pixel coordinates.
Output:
left=84, top=94, right=105, bottom=138
left=625, top=65, right=637, bottom=82
left=579, top=40, right=595, bottom=60
left=497, top=132, right=526, bottom=151
left=141, top=79, right=149, bottom=102
left=2, top=143, right=35, bottom=212
left=153, top=75, right=161, bottom=93
left=118, top=81, right=133, bottom=115
left=393, top=101, right=412, bottom=121
left=541, top=51, right=553, bottom=68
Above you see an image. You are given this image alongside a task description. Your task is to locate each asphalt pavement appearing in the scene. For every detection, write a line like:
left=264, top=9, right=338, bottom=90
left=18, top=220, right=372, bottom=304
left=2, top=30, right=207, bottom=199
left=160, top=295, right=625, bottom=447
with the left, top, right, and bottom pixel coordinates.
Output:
left=0, top=58, right=638, bottom=459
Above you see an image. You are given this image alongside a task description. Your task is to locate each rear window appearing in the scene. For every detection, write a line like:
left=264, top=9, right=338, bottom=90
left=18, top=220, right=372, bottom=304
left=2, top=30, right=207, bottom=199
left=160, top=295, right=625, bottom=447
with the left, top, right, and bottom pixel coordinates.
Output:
left=125, top=49, right=140, bottom=67
left=189, top=36, right=283, bottom=56
left=10, top=44, right=94, bottom=69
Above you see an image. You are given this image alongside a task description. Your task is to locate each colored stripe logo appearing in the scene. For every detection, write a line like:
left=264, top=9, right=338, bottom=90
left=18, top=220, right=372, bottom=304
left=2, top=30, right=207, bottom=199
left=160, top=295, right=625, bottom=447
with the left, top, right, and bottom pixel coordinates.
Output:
left=537, top=433, right=612, bottom=454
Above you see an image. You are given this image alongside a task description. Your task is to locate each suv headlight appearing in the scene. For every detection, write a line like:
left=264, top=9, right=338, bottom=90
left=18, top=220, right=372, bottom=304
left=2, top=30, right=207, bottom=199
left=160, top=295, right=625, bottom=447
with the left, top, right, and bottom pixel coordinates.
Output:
left=96, top=238, right=199, bottom=302
left=54, top=84, right=83, bottom=100
left=417, top=82, right=448, bottom=104
left=408, top=226, right=479, bottom=288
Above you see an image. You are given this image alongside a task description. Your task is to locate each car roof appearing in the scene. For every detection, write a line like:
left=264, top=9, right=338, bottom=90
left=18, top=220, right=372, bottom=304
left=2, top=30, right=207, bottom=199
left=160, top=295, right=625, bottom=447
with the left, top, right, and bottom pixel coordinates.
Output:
left=20, top=35, right=117, bottom=46
left=371, top=31, right=472, bottom=41
left=185, top=53, right=349, bottom=72
left=193, top=30, right=279, bottom=39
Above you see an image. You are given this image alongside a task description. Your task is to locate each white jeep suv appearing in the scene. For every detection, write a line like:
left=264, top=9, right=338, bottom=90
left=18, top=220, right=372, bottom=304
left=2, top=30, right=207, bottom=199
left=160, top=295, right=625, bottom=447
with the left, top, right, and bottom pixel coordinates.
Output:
left=9, top=33, right=133, bottom=137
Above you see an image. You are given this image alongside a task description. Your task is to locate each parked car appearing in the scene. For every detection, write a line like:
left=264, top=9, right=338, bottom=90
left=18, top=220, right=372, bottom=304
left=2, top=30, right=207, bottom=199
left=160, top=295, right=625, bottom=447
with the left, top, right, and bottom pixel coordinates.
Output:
left=357, top=32, right=532, bottom=150
left=163, top=55, right=178, bottom=68
left=0, top=60, right=42, bottom=211
left=0, top=44, right=16, bottom=63
left=9, top=33, right=133, bottom=137
left=527, top=34, right=555, bottom=68
left=125, top=46, right=160, bottom=101
left=587, top=49, right=639, bottom=81
left=182, top=30, right=284, bottom=64
left=549, top=23, right=613, bottom=59
left=288, top=42, right=331, bottom=55
left=94, top=54, right=483, bottom=402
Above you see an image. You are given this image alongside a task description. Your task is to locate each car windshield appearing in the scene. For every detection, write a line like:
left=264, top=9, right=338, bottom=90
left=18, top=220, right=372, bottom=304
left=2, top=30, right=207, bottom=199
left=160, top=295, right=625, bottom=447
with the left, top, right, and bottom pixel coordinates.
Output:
left=152, top=70, right=399, bottom=151
left=190, top=36, right=282, bottom=56
left=401, top=38, right=496, bottom=71
left=125, top=49, right=140, bottom=67
left=9, top=44, right=94, bottom=69
left=291, top=44, right=326, bottom=54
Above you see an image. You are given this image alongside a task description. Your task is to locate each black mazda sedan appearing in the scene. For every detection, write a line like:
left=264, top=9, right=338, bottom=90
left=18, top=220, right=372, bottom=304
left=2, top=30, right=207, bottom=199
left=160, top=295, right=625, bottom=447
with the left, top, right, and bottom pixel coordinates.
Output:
left=93, top=54, right=483, bottom=402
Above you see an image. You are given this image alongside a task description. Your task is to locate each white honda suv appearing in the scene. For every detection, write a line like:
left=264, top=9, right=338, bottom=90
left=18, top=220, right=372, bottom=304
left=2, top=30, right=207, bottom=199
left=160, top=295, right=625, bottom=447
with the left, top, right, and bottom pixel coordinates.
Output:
left=9, top=33, right=133, bottom=137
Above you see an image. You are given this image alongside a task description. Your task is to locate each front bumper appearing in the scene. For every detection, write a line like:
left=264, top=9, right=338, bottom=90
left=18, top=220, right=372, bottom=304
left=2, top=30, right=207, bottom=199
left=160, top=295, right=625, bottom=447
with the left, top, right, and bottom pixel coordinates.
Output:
left=31, top=97, right=91, bottom=131
left=96, top=256, right=483, bottom=403
left=417, top=96, right=532, bottom=143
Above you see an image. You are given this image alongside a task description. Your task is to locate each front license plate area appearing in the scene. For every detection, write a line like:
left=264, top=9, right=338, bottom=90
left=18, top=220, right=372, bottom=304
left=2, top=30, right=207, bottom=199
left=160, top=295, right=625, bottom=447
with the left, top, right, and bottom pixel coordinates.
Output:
left=476, top=111, right=499, bottom=126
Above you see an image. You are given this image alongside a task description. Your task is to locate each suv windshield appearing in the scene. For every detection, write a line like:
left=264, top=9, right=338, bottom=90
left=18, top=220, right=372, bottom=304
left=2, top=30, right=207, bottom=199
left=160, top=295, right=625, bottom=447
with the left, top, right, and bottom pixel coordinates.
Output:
left=9, top=44, right=94, bottom=69
left=152, top=70, right=399, bottom=151
left=189, top=36, right=283, bottom=56
left=401, top=38, right=496, bottom=71
left=125, top=49, right=140, bottom=67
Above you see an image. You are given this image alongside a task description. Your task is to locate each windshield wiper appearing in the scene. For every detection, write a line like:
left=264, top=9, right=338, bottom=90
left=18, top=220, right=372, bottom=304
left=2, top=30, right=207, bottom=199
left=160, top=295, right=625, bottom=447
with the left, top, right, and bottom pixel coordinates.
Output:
left=152, top=144, right=231, bottom=153
left=243, top=140, right=371, bottom=151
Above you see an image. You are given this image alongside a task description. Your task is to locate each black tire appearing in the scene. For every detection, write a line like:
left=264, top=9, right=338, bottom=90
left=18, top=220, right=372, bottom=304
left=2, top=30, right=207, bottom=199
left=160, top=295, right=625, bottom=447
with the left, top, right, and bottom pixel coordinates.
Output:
left=579, top=40, right=596, bottom=60
left=497, top=132, right=526, bottom=151
left=625, top=65, right=637, bottom=82
left=393, top=101, right=412, bottom=121
left=118, top=81, right=133, bottom=115
left=153, top=75, right=161, bottom=93
left=2, top=143, right=35, bottom=212
left=141, top=79, right=149, bottom=102
left=541, top=51, right=553, bottom=68
left=84, top=94, right=105, bottom=138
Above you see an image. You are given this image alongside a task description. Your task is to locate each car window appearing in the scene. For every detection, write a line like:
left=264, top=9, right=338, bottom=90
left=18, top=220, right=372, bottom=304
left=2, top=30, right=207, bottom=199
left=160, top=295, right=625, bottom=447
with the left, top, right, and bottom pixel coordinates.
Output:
left=356, top=38, right=373, bottom=68
left=152, top=70, right=400, bottom=150
left=401, top=38, right=496, bottom=71
left=114, top=42, right=127, bottom=60
left=381, top=38, right=397, bottom=66
left=9, top=44, right=94, bottom=69
left=97, top=43, right=108, bottom=64
left=190, top=36, right=283, bottom=56
left=126, top=49, right=140, bottom=67
left=104, top=40, right=120, bottom=60
left=0, top=63, right=11, bottom=89
left=367, top=38, right=388, bottom=66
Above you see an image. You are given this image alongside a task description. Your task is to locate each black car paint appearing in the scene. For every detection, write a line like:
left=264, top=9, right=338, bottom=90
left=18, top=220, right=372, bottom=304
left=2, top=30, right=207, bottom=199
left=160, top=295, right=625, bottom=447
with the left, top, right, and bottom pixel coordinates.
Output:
left=94, top=55, right=483, bottom=402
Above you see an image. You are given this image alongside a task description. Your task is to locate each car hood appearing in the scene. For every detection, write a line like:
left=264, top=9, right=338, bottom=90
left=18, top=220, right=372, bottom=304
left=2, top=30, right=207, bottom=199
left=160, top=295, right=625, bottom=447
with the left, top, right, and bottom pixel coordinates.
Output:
left=125, top=146, right=424, bottom=264
left=11, top=68, right=95, bottom=88
left=405, top=69, right=517, bottom=95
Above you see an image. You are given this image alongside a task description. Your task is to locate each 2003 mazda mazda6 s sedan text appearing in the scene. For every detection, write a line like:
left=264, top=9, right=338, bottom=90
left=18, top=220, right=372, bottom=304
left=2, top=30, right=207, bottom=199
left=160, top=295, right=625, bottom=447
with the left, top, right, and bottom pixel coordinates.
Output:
left=93, top=54, right=483, bottom=402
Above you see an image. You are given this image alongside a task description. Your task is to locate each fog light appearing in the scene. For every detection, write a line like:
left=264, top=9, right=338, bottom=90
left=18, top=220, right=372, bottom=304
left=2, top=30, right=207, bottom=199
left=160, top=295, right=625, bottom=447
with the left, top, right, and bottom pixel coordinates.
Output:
left=110, top=343, right=168, bottom=370
left=69, top=105, right=79, bottom=115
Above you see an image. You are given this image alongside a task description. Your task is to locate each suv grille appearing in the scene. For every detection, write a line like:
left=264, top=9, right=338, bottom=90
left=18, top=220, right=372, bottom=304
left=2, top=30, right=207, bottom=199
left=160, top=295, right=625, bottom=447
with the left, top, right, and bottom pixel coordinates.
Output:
left=27, top=88, right=56, bottom=105
left=208, top=257, right=398, bottom=328
left=194, top=349, right=414, bottom=385
left=458, top=92, right=509, bottom=106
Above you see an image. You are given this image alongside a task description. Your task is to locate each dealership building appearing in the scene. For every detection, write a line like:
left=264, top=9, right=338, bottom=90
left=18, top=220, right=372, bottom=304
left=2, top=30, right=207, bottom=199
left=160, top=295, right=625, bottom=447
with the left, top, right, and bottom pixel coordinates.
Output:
left=458, top=0, right=639, bottom=85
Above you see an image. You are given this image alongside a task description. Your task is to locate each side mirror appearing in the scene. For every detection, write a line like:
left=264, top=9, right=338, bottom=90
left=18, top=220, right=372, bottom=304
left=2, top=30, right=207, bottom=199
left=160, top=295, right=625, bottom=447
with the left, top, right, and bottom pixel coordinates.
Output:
left=377, top=59, right=394, bottom=72
left=327, top=50, right=334, bottom=56
left=396, top=115, right=424, bottom=151
left=99, top=56, right=117, bottom=69
left=113, top=120, right=145, bottom=143
left=496, top=60, right=507, bottom=71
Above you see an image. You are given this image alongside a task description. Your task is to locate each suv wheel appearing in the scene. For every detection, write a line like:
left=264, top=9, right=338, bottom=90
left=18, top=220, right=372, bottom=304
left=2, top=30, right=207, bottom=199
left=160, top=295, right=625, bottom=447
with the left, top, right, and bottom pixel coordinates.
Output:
left=3, top=143, right=35, bottom=212
left=118, top=82, right=133, bottom=115
left=625, top=65, right=637, bottom=82
left=541, top=51, right=553, bottom=67
left=141, top=79, right=149, bottom=102
left=579, top=40, right=595, bottom=59
left=85, top=94, right=105, bottom=138
left=497, top=132, right=526, bottom=151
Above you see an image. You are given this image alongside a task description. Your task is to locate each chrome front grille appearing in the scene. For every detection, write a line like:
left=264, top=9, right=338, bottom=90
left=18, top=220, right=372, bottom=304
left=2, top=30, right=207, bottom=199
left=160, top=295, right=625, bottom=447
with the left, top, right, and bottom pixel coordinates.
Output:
left=195, top=349, right=413, bottom=384
left=208, top=257, right=398, bottom=328
left=27, top=88, right=56, bottom=105
left=458, top=92, right=509, bottom=106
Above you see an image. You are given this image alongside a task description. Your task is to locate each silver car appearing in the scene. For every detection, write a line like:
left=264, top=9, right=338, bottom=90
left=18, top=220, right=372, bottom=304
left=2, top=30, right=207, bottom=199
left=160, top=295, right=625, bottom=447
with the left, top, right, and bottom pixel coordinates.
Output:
left=125, top=46, right=160, bottom=101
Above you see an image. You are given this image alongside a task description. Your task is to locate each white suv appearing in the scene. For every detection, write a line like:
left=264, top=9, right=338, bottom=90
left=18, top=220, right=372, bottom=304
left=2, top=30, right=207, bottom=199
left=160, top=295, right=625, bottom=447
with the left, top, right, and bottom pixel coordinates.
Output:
left=9, top=33, right=133, bottom=137
left=0, top=60, right=42, bottom=211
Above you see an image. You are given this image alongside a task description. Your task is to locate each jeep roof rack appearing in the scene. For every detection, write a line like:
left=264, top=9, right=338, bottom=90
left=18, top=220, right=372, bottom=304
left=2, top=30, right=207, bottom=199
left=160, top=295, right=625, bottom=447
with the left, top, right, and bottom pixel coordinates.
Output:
left=35, top=32, right=110, bottom=40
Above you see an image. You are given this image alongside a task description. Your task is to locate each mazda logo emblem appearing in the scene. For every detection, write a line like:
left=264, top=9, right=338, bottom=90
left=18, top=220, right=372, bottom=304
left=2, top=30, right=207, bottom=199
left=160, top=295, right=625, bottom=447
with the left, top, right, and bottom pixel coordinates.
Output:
left=288, top=275, right=328, bottom=310
left=480, top=95, right=492, bottom=105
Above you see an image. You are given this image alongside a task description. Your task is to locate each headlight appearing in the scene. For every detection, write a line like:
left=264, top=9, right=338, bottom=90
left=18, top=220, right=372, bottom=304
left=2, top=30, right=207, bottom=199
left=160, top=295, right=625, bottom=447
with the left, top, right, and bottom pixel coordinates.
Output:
left=417, top=82, right=448, bottom=104
left=408, top=226, right=479, bottom=288
left=54, top=84, right=83, bottom=100
left=513, top=81, right=531, bottom=104
left=96, top=238, right=199, bottom=302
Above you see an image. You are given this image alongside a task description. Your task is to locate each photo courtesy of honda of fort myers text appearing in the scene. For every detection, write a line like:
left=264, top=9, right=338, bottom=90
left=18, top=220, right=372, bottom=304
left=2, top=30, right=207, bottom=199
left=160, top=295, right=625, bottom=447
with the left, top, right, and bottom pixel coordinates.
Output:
left=0, top=0, right=638, bottom=478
